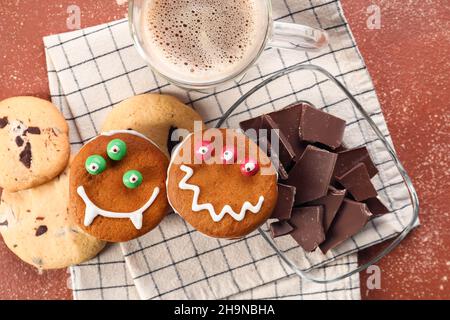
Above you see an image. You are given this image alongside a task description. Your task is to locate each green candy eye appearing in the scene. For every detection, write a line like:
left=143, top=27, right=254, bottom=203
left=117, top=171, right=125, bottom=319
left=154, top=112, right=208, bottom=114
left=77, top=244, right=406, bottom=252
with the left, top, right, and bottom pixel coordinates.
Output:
left=85, top=155, right=106, bottom=175
left=123, top=170, right=143, bottom=189
left=107, top=139, right=127, bottom=161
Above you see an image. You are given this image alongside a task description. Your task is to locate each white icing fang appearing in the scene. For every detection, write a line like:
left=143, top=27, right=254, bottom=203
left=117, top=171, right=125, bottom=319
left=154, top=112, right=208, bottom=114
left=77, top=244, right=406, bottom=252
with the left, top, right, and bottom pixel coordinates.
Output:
left=178, top=165, right=264, bottom=222
left=77, top=186, right=160, bottom=230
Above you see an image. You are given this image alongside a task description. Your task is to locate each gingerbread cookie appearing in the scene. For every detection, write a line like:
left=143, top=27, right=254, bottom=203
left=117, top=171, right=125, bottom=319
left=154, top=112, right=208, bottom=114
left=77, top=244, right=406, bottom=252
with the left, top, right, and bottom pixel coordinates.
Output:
left=69, top=130, right=169, bottom=242
left=0, top=96, right=70, bottom=192
left=101, top=94, right=204, bottom=156
left=0, top=166, right=105, bottom=270
left=167, top=129, right=278, bottom=239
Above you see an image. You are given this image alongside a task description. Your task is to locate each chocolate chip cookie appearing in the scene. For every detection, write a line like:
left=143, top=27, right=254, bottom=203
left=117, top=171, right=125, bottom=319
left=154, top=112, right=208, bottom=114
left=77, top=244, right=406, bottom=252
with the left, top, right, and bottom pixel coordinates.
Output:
left=0, top=96, right=70, bottom=192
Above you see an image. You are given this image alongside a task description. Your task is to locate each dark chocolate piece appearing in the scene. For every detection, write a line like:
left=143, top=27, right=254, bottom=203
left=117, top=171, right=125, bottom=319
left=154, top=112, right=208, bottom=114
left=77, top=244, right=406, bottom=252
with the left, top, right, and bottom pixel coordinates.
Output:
left=270, top=221, right=294, bottom=238
left=286, top=145, right=338, bottom=204
left=365, top=197, right=389, bottom=217
left=308, top=186, right=346, bottom=232
left=35, top=225, right=48, bottom=237
left=261, top=115, right=297, bottom=171
left=271, top=184, right=296, bottom=220
left=19, top=142, right=32, bottom=168
left=258, top=136, right=289, bottom=180
left=336, top=163, right=377, bottom=201
left=15, top=136, right=24, bottom=147
left=240, top=114, right=298, bottom=173
left=333, top=147, right=378, bottom=178
left=0, top=116, right=8, bottom=128
left=289, top=206, right=325, bottom=252
left=0, top=220, right=8, bottom=227
left=167, top=126, right=179, bottom=155
left=320, top=198, right=372, bottom=254
left=300, top=104, right=346, bottom=150
left=26, top=127, right=41, bottom=135
left=267, top=103, right=306, bottom=159
left=239, top=116, right=263, bottom=137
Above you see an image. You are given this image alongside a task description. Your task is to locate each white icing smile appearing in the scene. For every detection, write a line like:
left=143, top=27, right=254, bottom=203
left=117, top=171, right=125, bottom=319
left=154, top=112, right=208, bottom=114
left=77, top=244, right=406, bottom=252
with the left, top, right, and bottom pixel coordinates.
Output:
left=77, top=186, right=160, bottom=230
left=178, top=165, right=264, bottom=222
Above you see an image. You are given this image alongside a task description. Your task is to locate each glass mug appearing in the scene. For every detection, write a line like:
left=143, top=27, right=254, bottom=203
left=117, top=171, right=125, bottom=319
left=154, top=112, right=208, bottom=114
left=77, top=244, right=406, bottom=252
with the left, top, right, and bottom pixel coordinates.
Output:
left=129, top=0, right=328, bottom=90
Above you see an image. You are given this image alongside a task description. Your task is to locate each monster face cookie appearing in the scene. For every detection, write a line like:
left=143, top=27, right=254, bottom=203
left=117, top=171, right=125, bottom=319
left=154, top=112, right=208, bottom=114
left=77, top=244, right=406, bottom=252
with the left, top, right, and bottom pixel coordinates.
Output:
left=167, top=129, right=278, bottom=239
left=0, top=96, right=70, bottom=192
left=70, top=130, right=169, bottom=242
left=102, top=94, right=204, bottom=157
left=0, top=166, right=105, bottom=270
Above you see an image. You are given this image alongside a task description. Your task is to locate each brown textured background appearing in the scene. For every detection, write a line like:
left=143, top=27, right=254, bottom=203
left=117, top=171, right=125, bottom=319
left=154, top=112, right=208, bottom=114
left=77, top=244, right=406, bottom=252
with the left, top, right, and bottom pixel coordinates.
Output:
left=0, top=0, right=448, bottom=299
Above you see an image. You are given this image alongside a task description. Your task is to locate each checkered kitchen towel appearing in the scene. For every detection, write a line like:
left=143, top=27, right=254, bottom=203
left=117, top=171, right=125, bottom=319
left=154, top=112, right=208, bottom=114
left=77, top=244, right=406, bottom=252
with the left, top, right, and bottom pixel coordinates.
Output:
left=43, top=0, right=416, bottom=300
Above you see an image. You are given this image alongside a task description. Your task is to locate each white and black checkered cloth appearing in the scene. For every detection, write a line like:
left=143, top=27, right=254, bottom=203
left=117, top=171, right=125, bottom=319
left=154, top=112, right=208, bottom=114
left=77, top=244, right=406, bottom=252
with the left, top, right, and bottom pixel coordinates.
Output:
left=43, top=0, right=417, bottom=300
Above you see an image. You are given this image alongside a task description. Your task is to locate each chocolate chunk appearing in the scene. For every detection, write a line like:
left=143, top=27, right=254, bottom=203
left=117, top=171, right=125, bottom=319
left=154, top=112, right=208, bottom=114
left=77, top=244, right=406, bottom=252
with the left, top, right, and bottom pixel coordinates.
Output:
left=320, top=199, right=372, bottom=254
left=35, top=216, right=45, bottom=221
left=0, top=116, right=8, bottom=128
left=286, top=145, right=337, bottom=205
left=261, top=115, right=297, bottom=171
left=271, top=184, right=296, bottom=220
left=26, top=127, right=41, bottom=135
left=15, top=136, right=24, bottom=147
left=167, top=126, right=179, bottom=155
left=35, top=225, right=48, bottom=237
left=307, top=186, right=346, bottom=232
left=300, top=104, right=346, bottom=150
left=239, top=116, right=264, bottom=136
left=267, top=104, right=306, bottom=159
left=270, top=221, right=294, bottom=238
left=19, top=142, right=32, bottom=168
left=333, top=147, right=378, bottom=178
left=0, top=220, right=8, bottom=227
left=336, top=163, right=377, bottom=201
left=289, top=206, right=325, bottom=252
left=257, top=136, right=289, bottom=180
left=365, top=197, right=389, bottom=217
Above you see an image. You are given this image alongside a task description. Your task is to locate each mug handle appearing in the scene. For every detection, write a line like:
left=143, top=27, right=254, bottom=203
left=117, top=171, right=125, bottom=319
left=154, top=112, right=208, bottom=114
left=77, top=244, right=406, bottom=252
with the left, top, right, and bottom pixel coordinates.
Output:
left=269, top=21, right=329, bottom=50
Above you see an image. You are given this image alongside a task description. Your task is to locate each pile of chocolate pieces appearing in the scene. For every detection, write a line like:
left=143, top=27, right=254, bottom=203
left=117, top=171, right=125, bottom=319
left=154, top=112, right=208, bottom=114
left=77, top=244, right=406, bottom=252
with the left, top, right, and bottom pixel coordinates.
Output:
left=240, top=103, right=389, bottom=254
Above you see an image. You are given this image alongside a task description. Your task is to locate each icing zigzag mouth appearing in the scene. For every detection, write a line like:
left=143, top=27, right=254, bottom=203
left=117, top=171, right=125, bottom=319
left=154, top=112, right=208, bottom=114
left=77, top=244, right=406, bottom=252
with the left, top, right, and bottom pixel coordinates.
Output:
left=77, top=186, right=160, bottom=229
left=178, top=165, right=264, bottom=222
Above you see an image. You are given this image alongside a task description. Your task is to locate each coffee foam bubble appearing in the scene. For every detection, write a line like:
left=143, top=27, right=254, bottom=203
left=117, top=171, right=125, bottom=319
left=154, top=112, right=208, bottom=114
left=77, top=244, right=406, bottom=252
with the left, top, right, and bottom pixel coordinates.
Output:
left=141, top=0, right=267, bottom=84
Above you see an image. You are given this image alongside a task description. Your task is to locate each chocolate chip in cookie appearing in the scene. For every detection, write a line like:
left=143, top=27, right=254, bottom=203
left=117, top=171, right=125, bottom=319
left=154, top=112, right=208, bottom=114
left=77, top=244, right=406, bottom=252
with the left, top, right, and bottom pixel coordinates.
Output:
left=19, top=142, right=32, bottom=168
left=15, top=136, right=24, bottom=147
left=0, top=116, right=8, bottom=128
left=26, top=127, right=41, bottom=135
left=35, top=225, right=48, bottom=237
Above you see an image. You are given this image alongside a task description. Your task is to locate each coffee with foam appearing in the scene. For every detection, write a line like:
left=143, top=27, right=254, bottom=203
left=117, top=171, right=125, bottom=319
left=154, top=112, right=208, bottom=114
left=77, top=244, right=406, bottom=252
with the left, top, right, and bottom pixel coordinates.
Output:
left=141, top=0, right=269, bottom=85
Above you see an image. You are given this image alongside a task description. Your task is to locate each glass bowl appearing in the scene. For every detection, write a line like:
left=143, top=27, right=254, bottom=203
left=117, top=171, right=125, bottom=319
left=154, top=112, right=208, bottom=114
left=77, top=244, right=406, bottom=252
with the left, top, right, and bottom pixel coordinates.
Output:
left=215, top=64, right=419, bottom=284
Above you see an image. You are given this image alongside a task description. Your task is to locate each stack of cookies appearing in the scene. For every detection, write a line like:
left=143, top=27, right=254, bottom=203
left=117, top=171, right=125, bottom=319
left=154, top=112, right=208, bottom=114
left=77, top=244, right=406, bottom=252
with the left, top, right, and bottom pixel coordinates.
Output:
left=0, top=96, right=104, bottom=269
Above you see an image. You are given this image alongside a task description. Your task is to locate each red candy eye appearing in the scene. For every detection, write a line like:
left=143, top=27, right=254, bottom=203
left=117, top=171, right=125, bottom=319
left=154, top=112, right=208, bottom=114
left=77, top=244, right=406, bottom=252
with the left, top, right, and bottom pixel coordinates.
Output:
left=221, top=146, right=237, bottom=164
left=195, top=141, right=214, bottom=161
left=240, top=158, right=259, bottom=176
